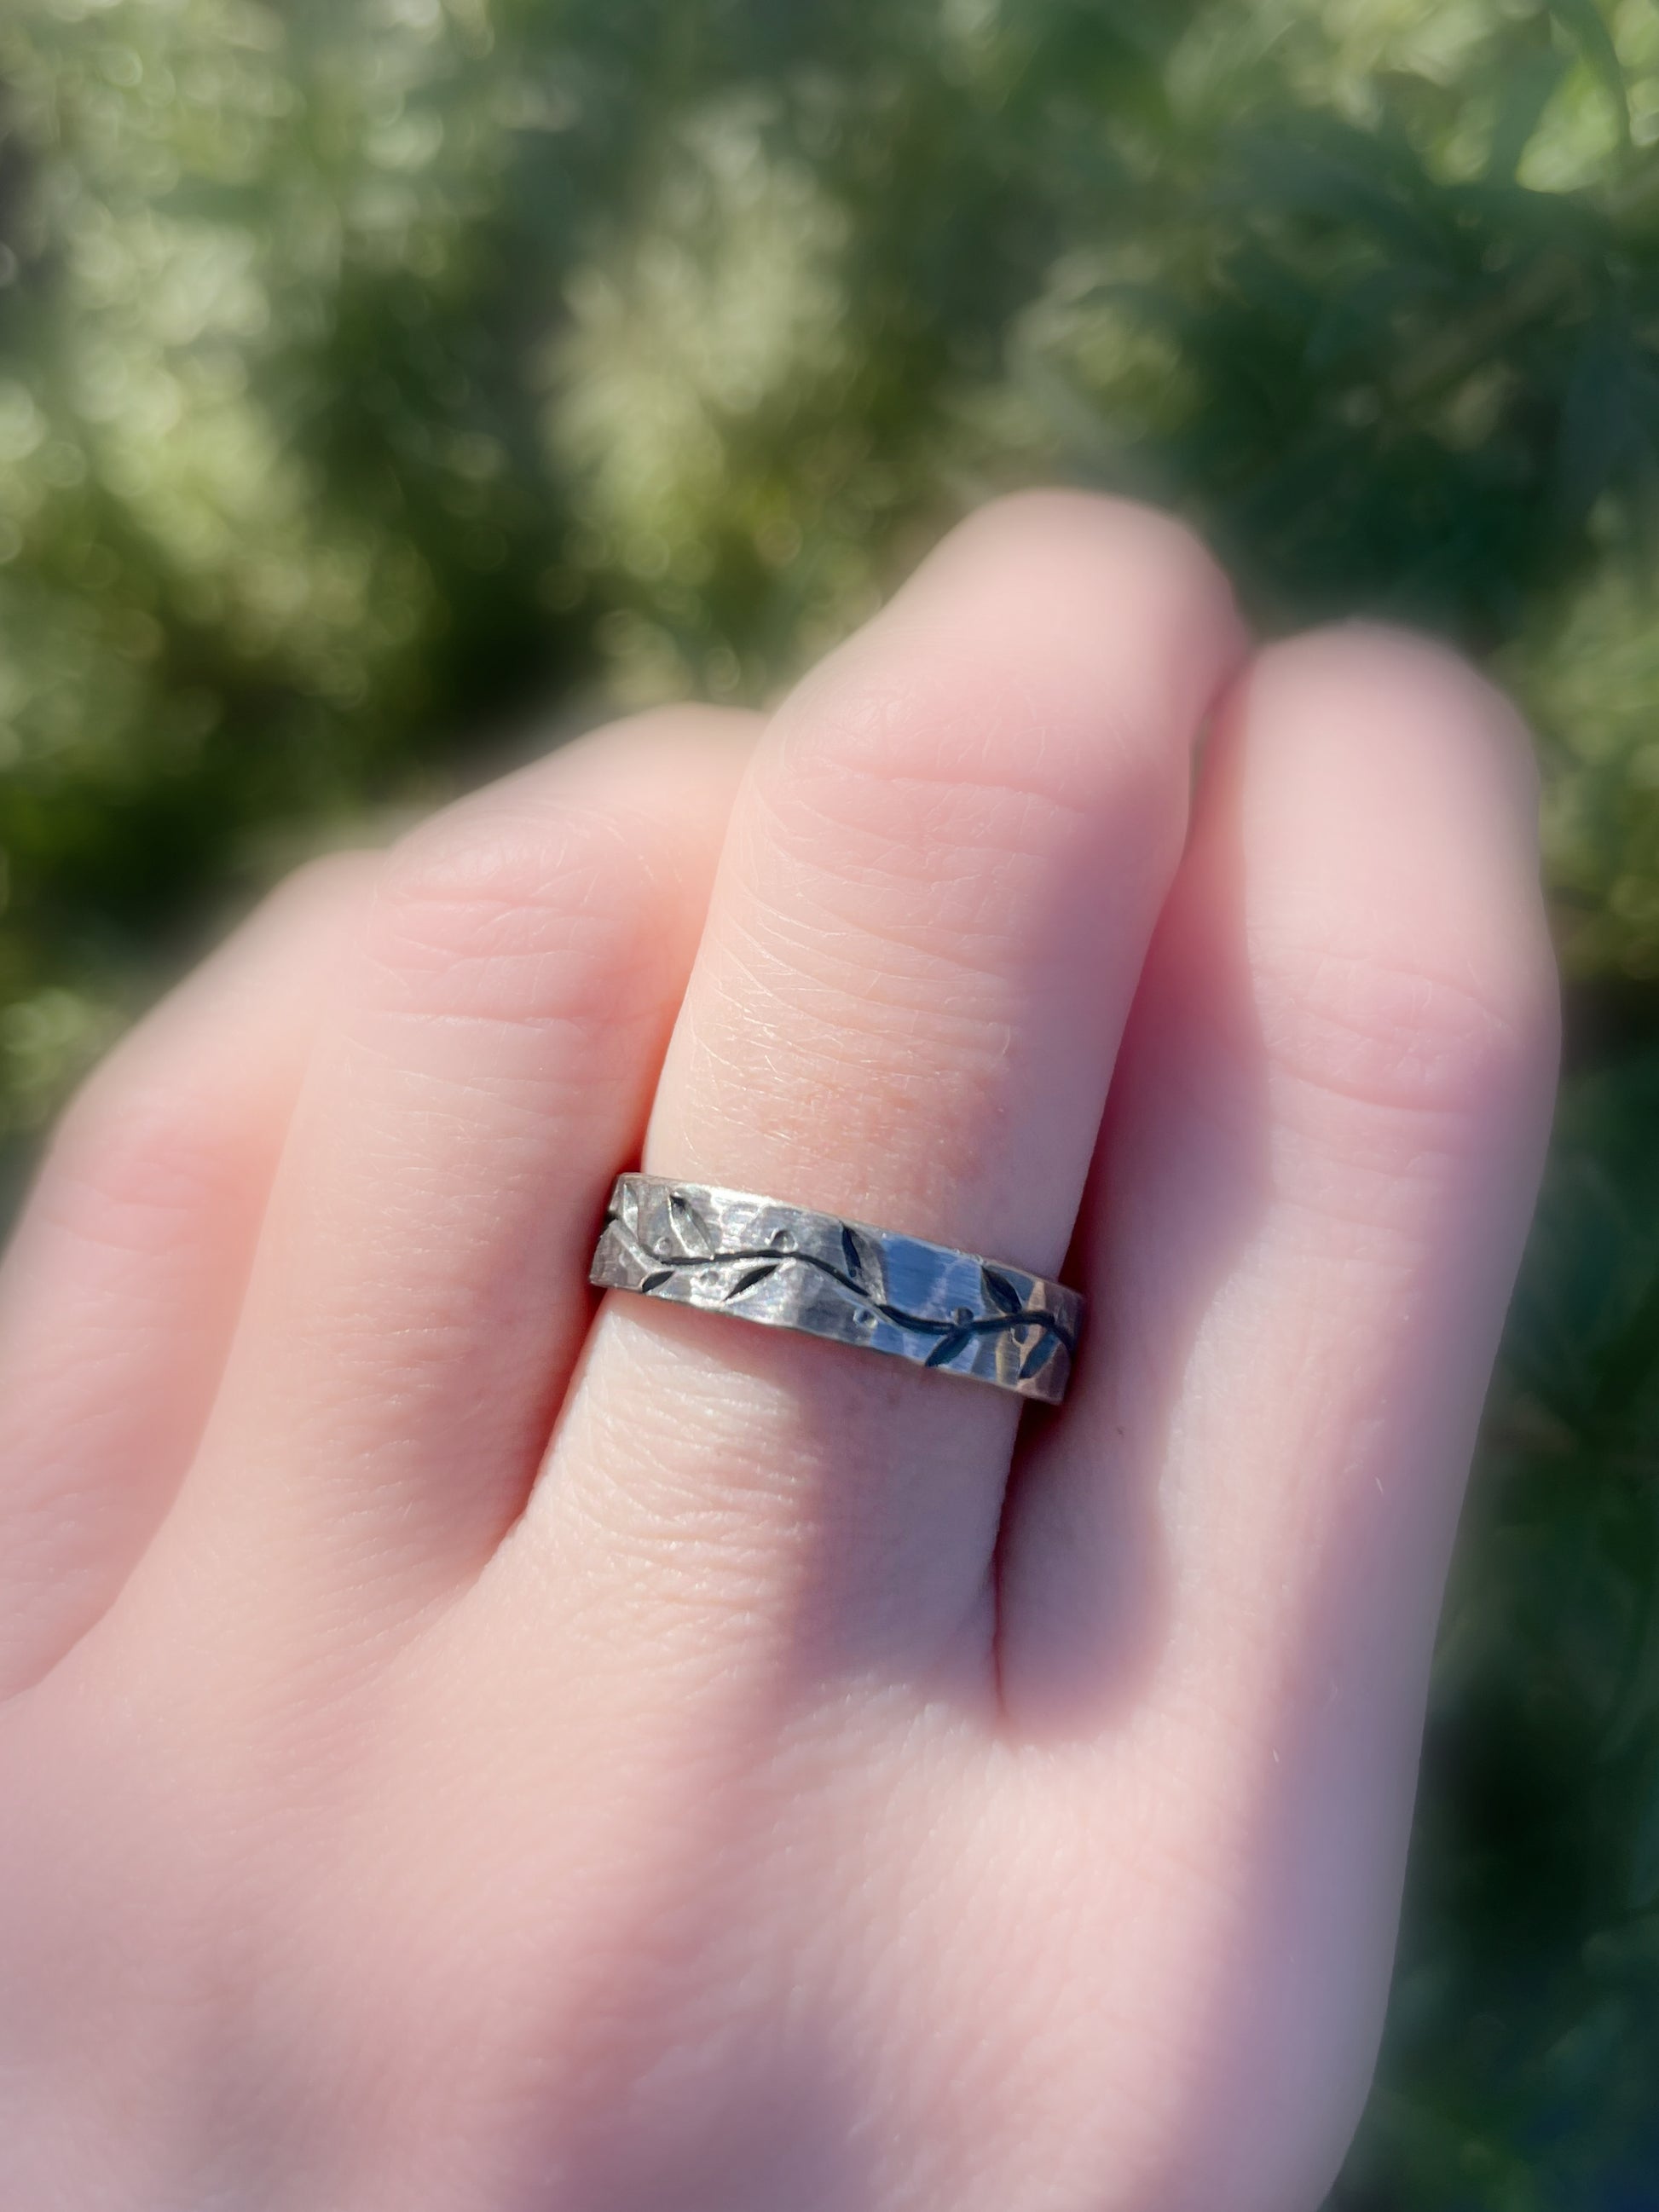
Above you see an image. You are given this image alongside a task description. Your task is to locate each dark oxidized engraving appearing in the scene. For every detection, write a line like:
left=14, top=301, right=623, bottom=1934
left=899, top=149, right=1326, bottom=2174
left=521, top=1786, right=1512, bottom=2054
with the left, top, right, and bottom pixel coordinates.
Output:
left=590, top=1175, right=1083, bottom=1406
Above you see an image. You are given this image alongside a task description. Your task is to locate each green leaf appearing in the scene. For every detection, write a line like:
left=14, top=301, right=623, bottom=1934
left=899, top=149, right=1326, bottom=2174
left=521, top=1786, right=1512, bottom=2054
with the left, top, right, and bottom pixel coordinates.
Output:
left=1547, top=0, right=1630, bottom=147
left=1487, top=46, right=1572, bottom=182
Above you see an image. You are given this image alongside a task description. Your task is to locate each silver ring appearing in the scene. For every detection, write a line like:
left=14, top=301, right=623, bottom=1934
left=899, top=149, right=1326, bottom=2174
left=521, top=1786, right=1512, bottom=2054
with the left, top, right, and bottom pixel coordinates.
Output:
left=589, top=1175, right=1084, bottom=1405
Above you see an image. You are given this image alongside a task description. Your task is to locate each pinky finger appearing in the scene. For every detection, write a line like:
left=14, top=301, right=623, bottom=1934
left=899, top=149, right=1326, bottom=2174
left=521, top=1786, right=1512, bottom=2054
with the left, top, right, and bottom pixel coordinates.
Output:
left=0, top=852, right=378, bottom=1696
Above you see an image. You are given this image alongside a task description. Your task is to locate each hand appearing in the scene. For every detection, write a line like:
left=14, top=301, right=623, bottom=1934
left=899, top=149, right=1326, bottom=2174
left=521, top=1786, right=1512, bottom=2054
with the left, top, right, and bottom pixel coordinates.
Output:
left=0, top=494, right=1557, bottom=2210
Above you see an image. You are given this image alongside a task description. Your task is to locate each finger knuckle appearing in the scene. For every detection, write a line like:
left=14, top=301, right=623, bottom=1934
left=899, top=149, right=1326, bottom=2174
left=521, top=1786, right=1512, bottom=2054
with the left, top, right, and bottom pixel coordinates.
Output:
left=40, top=1056, right=239, bottom=1250
left=1255, top=921, right=1558, bottom=1127
left=776, top=492, right=1236, bottom=832
left=364, top=797, right=667, bottom=1038
left=264, top=846, right=382, bottom=921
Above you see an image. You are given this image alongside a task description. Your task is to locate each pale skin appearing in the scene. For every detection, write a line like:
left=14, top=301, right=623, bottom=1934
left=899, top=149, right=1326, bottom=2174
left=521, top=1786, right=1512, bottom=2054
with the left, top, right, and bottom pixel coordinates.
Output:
left=0, top=494, right=1558, bottom=2209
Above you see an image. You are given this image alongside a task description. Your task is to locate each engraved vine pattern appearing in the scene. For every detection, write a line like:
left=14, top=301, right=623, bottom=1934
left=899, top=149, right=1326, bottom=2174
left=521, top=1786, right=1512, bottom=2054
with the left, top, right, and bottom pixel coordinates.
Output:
left=597, top=1179, right=1078, bottom=1390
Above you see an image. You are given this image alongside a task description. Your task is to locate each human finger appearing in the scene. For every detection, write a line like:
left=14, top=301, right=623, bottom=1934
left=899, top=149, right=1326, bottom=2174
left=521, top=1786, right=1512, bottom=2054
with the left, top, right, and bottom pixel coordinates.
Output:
left=999, top=629, right=1557, bottom=2190
left=155, top=711, right=755, bottom=1609
left=0, top=853, right=375, bottom=1695
left=517, top=493, right=1243, bottom=1679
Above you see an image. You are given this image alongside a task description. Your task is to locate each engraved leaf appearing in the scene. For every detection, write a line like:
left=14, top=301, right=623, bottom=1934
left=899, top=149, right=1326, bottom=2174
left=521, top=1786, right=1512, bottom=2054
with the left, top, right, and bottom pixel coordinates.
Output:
left=1019, top=1331, right=1059, bottom=1381
left=925, top=1327, right=973, bottom=1369
left=668, top=1188, right=713, bottom=1257
left=841, top=1223, right=888, bottom=1301
left=724, top=1262, right=779, bottom=1300
left=981, top=1264, right=1024, bottom=1315
left=639, top=1268, right=674, bottom=1292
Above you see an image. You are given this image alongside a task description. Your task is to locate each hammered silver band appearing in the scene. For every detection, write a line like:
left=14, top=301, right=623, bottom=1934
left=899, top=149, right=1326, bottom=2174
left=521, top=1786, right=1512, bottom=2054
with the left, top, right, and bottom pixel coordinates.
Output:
left=589, top=1175, right=1083, bottom=1406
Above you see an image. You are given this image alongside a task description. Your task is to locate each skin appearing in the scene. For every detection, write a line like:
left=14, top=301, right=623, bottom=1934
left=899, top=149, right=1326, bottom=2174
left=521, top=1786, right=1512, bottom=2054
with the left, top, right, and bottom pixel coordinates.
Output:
left=0, top=494, right=1558, bottom=2210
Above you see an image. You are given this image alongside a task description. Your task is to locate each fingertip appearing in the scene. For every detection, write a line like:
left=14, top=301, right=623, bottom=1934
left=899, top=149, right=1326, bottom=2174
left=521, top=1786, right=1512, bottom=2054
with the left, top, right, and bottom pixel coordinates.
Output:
left=894, top=489, right=1249, bottom=736
left=1234, top=621, right=1542, bottom=835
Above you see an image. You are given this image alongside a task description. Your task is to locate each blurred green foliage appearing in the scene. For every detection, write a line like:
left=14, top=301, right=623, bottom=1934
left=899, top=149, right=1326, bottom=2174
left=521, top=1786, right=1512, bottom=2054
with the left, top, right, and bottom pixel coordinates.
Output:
left=3, top=0, right=1659, bottom=2199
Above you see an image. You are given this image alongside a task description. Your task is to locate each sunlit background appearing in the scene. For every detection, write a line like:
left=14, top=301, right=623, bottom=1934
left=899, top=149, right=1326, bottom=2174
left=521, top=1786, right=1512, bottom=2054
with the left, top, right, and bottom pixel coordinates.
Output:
left=3, top=2, right=1659, bottom=2202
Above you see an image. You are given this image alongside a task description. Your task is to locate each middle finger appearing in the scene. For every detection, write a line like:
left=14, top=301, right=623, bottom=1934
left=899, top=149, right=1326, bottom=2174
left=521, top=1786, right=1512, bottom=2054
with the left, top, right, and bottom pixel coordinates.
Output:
left=514, top=494, right=1242, bottom=1678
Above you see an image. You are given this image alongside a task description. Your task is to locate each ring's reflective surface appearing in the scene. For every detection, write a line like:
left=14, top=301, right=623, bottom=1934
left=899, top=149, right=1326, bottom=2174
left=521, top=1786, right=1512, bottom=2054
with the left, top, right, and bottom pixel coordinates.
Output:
left=589, top=1175, right=1084, bottom=1405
